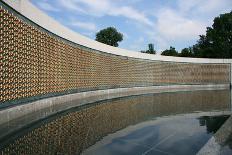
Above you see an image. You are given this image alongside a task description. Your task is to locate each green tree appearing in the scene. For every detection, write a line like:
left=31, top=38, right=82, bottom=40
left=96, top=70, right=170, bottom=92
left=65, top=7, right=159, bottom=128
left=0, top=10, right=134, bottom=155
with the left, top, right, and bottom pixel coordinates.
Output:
left=179, top=47, right=193, bottom=57
left=192, top=35, right=214, bottom=58
left=161, top=46, right=178, bottom=56
left=147, top=43, right=156, bottom=54
left=193, top=11, right=232, bottom=58
left=141, top=43, right=156, bottom=54
left=95, top=27, right=123, bottom=47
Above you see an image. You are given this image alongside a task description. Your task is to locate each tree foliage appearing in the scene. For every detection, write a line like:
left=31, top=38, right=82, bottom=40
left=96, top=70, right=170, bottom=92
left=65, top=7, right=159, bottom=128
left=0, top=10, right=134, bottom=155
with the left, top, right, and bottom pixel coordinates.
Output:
left=147, top=43, right=156, bottom=54
left=141, top=43, right=156, bottom=54
left=161, top=46, right=178, bottom=56
left=159, top=11, right=232, bottom=58
left=95, top=27, right=123, bottom=47
left=179, top=48, right=193, bottom=57
left=191, top=11, right=232, bottom=58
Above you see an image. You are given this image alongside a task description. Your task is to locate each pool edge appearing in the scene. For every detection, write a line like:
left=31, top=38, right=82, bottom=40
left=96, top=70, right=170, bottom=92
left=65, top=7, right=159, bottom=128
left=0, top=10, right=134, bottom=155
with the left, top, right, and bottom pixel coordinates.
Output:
left=0, top=84, right=230, bottom=126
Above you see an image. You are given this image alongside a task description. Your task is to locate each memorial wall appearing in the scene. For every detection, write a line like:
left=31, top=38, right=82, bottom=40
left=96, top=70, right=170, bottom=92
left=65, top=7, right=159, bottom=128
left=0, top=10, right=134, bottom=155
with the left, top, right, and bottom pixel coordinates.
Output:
left=0, top=1, right=231, bottom=108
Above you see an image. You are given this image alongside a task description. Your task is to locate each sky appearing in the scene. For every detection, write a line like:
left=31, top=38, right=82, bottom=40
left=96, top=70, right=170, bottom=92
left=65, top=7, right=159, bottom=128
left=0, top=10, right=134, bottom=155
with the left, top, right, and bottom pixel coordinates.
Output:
left=31, top=0, right=232, bottom=54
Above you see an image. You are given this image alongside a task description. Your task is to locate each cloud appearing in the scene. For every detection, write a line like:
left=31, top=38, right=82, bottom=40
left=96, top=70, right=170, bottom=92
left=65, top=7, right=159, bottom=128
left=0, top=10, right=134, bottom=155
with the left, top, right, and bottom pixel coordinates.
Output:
left=177, top=0, right=202, bottom=13
left=56, top=0, right=153, bottom=27
left=32, top=0, right=232, bottom=52
left=121, top=31, right=129, bottom=39
left=75, top=0, right=111, bottom=13
left=58, top=0, right=86, bottom=13
left=69, top=21, right=97, bottom=31
left=82, top=31, right=95, bottom=38
left=143, top=7, right=207, bottom=52
left=153, top=36, right=169, bottom=53
left=129, top=37, right=145, bottom=51
left=156, top=9, right=206, bottom=40
left=109, top=6, right=153, bottom=26
left=178, top=0, right=232, bottom=14
left=147, top=0, right=231, bottom=51
left=36, top=1, right=60, bottom=12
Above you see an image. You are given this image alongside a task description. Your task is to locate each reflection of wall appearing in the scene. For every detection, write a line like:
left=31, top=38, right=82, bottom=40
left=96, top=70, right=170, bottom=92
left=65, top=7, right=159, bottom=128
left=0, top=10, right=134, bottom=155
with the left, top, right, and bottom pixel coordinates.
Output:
left=0, top=90, right=230, bottom=154
left=0, top=2, right=230, bottom=107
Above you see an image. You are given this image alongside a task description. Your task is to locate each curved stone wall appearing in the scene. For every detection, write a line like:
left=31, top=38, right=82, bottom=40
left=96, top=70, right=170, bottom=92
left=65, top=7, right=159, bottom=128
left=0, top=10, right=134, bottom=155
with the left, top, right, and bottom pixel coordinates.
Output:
left=0, top=0, right=231, bottom=108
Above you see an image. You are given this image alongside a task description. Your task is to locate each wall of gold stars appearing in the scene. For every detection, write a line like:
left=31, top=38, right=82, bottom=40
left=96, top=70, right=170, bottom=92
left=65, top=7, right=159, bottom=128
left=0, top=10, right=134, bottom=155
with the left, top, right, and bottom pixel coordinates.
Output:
left=0, top=3, right=230, bottom=107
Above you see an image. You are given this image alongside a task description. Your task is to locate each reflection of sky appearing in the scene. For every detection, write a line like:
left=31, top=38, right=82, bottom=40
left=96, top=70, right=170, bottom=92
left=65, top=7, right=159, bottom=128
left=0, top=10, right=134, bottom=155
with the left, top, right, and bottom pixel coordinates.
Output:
left=83, top=114, right=228, bottom=155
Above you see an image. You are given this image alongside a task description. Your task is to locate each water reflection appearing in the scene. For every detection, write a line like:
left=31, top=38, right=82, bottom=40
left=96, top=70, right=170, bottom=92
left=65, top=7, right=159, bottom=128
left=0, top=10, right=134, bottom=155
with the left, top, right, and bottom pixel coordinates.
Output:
left=0, top=90, right=231, bottom=155
left=198, top=115, right=230, bottom=134
left=83, top=115, right=229, bottom=155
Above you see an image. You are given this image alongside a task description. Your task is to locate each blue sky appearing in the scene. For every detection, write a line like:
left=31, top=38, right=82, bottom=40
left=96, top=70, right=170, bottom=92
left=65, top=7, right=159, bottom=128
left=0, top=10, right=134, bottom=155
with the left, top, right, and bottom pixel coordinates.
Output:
left=31, top=0, right=232, bottom=54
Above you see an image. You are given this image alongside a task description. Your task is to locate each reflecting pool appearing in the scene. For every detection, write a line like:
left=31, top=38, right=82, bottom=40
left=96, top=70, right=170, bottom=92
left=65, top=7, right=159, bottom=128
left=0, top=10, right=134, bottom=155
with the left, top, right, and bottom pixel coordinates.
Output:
left=0, top=89, right=231, bottom=155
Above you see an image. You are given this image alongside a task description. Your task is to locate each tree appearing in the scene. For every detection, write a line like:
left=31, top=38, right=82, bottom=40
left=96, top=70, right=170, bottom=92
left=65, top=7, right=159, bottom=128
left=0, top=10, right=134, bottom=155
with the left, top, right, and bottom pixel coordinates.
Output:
left=95, top=27, right=123, bottom=47
left=141, top=43, right=156, bottom=54
left=192, top=11, right=232, bottom=58
left=147, top=43, right=156, bottom=54
left=161, top=46, right=178, bottom=56
left=179, top=48, right=193, bottom=57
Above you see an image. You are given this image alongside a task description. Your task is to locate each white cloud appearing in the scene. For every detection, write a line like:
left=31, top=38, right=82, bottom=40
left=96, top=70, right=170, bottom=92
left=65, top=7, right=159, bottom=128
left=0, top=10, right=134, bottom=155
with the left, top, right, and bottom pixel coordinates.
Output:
left=156, top=9, right=206, bottom=40
left=76, top=0, right=111, bottom=13
left=146, top=0, right=232, bottom=51
left=110, top=6, right=153, bottom=26
left=138, top=37, right=144, bottom=43
left=135, top=0, right=231, bottom=51
left=33, top=0, right=232, bottom=51
left=144, top=30, right=168, bottom=53
left=178, top=0, right=232, bottom=14
left=153, top=36, right=168, bottom=53
left=177, top=0, right=202, bottom=13
left=142, top=7, right=207, bottom=52
left=69, top=21, right=97, bottom=31
left=57, top=0, right=153, bottom=26
left=129, top=37, right=145, bottom=51
left=121, top=31, right=129, bottom=39
left=82, top=31, right=95, bottom=38
left=58, top=0, right=86, bottom=13
left=36, top=1, right=60, bottom=12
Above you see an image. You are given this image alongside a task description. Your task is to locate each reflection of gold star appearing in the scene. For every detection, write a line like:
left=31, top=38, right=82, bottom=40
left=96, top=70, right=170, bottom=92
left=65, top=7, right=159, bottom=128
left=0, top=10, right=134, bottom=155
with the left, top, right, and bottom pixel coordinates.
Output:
left=1, top=89, right=230, bottom=154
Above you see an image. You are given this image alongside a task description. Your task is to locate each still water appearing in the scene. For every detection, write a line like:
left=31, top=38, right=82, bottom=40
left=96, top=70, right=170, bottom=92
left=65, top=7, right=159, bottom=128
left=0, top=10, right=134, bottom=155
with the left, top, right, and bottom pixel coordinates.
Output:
left=0, top=89, right=231, bottom=155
